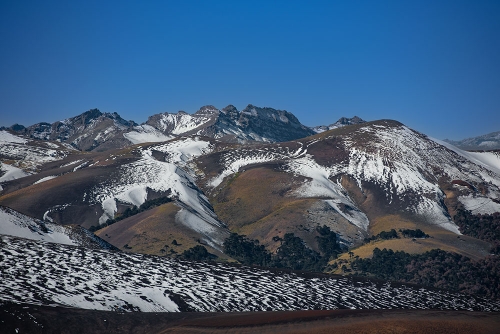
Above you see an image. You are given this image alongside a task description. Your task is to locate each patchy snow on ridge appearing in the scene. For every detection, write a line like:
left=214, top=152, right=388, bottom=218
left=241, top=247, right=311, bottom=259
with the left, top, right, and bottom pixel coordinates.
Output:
left=87, top=137, right=227, bottom=245
left=2, top=235, right=499, bottom=312
left=346, top=126, right=443, bottom=196
left=0, top=135, right=69, bottom=172
left=209, top=153, right=280, bottom=188
left=208, top=145, right=302, bottom=188
left=157, top=113, right=213, bottom=135
left=459, top=194, right=500, bottom=215
left=143, top=136, right=213, bottom=167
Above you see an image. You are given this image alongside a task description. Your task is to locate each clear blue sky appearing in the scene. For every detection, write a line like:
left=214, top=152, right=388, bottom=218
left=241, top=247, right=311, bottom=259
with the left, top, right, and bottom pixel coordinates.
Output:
left=1, top=0, right=499, bottom=140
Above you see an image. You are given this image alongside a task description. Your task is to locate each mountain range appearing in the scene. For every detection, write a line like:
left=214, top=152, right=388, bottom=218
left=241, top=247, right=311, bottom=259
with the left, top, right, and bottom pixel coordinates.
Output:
left=1, top=105, right=500, bottom=320
left=444, top=131, right=500, bottom=150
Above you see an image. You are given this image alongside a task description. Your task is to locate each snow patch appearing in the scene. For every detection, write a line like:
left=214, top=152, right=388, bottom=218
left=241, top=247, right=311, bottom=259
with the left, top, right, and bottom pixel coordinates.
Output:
left=86, top=137, right=227, bottom=245
left=0, top=207, right=75, bottom=245
left=0, top=163, right=30, bottom=184
left=459, top=194, right=500, bottom=215
left=33, top=175, right=58, bottom=185
left=123, top=125, right=173, bottom=144
left=0, top=130, right=28, bottom=144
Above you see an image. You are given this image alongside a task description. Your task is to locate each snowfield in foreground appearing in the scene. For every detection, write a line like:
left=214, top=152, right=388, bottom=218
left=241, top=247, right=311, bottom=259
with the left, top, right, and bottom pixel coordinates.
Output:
left=1, top=235, right=499, bottom=313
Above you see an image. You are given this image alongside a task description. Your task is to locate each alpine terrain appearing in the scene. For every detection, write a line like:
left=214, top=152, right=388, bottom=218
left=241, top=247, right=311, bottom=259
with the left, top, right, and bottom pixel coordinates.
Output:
left=1, top=105, right=500, bottom=331
left=445, top=131, right=500, bottom=150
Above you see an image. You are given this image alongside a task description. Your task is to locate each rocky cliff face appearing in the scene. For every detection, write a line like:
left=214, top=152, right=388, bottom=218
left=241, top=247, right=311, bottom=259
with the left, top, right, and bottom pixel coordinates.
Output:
left=144, top=104, right=315, bottom=143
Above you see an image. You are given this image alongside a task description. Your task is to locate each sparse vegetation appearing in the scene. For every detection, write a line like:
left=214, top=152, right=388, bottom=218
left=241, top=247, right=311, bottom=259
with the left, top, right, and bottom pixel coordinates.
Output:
left=364, top=229, right=399, bottom=243
left=223, top=226, right=344, bottom=272
left=453, top=208, right=500, bottom=254
left=352, top=247, right=500, bottom=300
left=399, top=228, right=429, bottom=239
left=223, top=233, right=272, bottom=267
left=180, top=245, right=217, bottom=261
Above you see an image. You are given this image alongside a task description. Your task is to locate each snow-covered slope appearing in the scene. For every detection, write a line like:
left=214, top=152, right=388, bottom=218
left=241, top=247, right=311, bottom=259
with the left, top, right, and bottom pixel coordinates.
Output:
left=434, top=139, right=500, bottom=177
left=1, top=235, right=498, bottom=312
left=0, top=131, right=28, bottom=144
left=0, top=163, right=29, bottom=189
left=2, top=118, right=499, bottom=256
left=202, top=120, right=500, bottom=240
left=0, top=130, right=69, bottom=173
left=85, top=137, right=229, bottom=248
left=0, top=206, right=115, bottom=249
left=146, top=108, right=216, bottom=136
left=122, top=124, right=173, bottom=144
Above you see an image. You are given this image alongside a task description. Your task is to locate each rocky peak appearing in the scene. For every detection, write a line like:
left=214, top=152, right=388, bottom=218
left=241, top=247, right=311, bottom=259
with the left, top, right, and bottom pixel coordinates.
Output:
left=311, top=116, right=366, bottom=133
left=336, top=116, right=365, bottom=126
left=221, top=105, right=239, bottom=118
left=195, top=105, right=219, bottom=115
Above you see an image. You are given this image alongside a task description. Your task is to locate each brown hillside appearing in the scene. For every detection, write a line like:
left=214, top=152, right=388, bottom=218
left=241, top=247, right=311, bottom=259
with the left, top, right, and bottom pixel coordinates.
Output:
left=95, top=202, right=227, bottom=258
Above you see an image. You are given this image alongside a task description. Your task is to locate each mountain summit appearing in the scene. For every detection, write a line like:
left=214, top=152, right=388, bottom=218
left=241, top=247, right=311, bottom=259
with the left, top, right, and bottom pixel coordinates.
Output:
left=143, top=104, right=315, bottom=143
left=311, top=116, right=366, bottom=133
left=7, top=109, right=137, bottom=151
left=5, top=105, right=319, bottom=151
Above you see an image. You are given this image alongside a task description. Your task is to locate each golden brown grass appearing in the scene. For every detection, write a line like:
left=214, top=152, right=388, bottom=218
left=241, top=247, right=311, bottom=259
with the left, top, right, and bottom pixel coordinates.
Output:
left=212, top=167, right=306, bottom=232
left=96, top=203, right=227, bottom=258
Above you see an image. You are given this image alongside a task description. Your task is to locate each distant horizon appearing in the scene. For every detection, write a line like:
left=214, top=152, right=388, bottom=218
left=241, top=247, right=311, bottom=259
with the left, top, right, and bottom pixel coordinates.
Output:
left=1, top=1, right=499, bottom=141
left=2, top=103, right=497, bottom=142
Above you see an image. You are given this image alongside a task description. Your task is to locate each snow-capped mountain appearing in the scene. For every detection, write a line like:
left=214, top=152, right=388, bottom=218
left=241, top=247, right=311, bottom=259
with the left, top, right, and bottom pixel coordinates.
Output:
left=444, top=131, right=500, bottom=150
left=143, top=104, right=316, bottom=143
left=311, top=116, right=366, bottom=133
left=2, top=118, right=499, bottom=260
left=1, top=234, right=498, bottom=312
left=0, top=135, right=231, bottom=255
left=3, top=104, right=317, bottom=152
left=5, top=109, right=137, bottom=151
left=197, top=120, right=500, bottom=253
left=2, top=108, right=500, bottom=316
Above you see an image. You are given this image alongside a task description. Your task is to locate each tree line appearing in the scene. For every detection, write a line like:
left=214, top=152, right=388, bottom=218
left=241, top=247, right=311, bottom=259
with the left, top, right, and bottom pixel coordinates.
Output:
left=352, top=247, right=500, bottom=300
left=222, top=225, right=345, bottom=272
left=453, top=208, right=500, bottom=254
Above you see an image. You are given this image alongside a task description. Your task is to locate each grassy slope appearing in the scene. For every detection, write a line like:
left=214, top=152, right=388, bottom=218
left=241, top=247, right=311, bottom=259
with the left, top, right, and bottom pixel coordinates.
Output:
left=209, top=164, right=492, bottom=263
left=330, top=214, right=492, bottom=274
left=95, top=202, right=228, bottom=259
left=209, top=166, right=329, bottom=252
left=0, top=147, right=138, bottom=227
